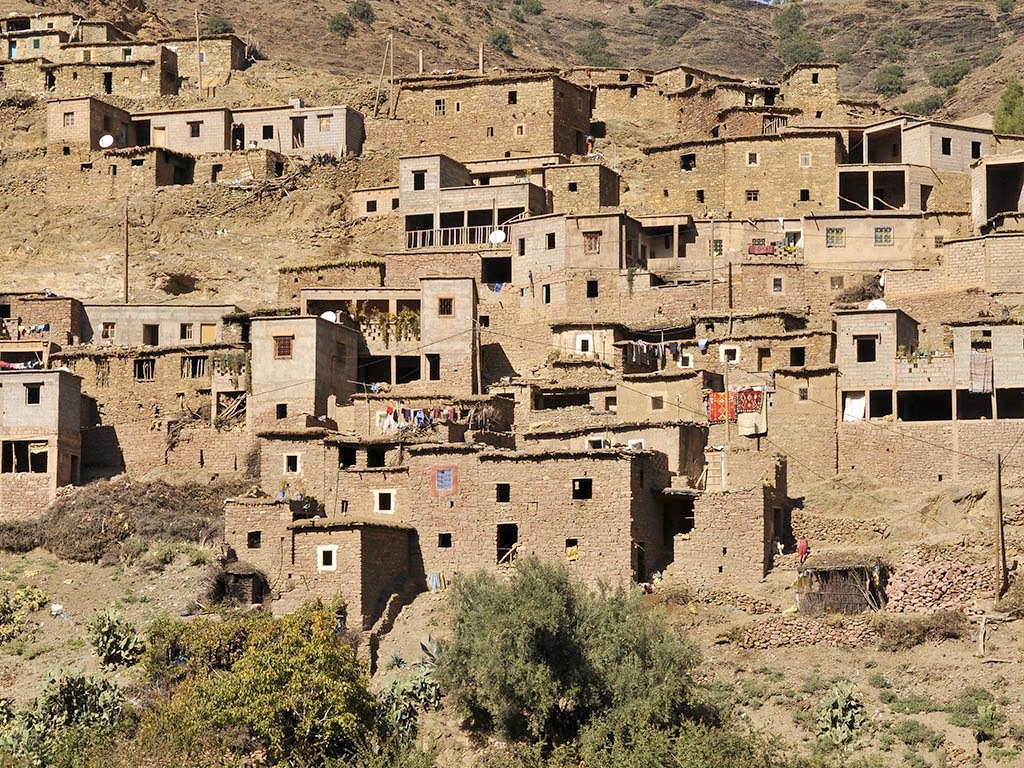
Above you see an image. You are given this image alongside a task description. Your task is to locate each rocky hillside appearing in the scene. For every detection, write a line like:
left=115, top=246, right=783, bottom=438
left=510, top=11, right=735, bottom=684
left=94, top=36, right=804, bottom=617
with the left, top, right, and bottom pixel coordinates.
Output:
left=8, top=0, right=1024, bottom=117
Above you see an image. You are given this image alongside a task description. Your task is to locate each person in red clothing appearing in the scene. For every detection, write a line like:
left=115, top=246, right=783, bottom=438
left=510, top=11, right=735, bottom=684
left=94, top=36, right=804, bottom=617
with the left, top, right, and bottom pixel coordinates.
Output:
left=797, top=535, right=810, bottom=564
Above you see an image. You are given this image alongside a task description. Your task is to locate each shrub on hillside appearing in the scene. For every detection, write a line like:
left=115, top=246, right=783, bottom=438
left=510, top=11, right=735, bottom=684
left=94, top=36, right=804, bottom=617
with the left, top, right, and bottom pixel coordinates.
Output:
left=349, top=0, right=375, bottom=24
left=874, top=65, right=907, bottom=97
left=929, top=61, right=970, bottom=88
left=489, top=28, right=513, bottom=55
left=574, top=30, right=619, bottom=67
left=205, top=13, right=233, bottom=34
left=87, top=609, right=144, bottom=668
left=329, top=13, right=354, bottom=38
left=435, top=557, right=700, bottom=746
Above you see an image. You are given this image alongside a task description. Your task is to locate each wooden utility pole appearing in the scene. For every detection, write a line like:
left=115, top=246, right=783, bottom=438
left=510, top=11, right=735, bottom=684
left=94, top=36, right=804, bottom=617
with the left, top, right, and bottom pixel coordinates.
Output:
left=123, top=198, right=129, bottom=304
left=194, top=9, right=204, bottom=96
left=473, top=318, right=483, bottom=395
left=373, top=37, right=389, bottom=117
left=996, top=454, right=1008, bottom=598
left=478, top=42, right=484, bottom=74
left=388, top=33, right=394, bottom=118
left=728, top=262, right=733, bottom=310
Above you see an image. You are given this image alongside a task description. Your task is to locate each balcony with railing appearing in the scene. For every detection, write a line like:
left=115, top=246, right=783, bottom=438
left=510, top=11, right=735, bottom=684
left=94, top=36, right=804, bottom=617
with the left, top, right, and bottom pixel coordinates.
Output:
left=405, top=223, right=513, bottom=251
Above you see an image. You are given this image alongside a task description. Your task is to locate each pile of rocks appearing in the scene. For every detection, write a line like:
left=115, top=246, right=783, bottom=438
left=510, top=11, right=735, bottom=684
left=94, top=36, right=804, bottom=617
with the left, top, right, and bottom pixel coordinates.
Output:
left=885, top=562, right=992, bottom=613
left=737, top=616, right=878, bottom=649
left=696, top=587, right=776, bottom=615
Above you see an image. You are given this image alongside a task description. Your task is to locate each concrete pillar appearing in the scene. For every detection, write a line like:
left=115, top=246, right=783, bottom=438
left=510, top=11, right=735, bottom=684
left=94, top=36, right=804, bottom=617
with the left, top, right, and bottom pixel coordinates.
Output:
left=867, top=170, right=875, bottom=212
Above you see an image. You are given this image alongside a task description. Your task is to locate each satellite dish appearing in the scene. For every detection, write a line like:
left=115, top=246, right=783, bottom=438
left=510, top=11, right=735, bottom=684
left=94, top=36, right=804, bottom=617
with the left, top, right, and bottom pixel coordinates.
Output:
left=867, top=299, right=888, bottom=310
left=319, top=310, right=337, bottom=323
left=98, top=134, right=114, bottom=148
left=488, top=229, right=507, bottom=245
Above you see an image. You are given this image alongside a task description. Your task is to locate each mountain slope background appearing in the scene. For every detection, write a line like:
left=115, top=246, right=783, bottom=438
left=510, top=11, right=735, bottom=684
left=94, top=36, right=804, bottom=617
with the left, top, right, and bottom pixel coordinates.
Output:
left=12, top=0, right=1024, bottom=118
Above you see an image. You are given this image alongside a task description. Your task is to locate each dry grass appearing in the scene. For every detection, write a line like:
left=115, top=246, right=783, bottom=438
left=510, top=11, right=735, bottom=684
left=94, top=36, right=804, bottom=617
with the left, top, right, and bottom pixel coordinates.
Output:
left=872, top=611, right=968, bottom=652
left=37, top=478, right=252, bottom=563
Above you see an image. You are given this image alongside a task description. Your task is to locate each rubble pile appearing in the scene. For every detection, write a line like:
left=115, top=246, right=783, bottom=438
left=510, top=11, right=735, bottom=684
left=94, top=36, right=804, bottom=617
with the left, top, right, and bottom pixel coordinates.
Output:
left=885, top=562, right=992, bottom=613
left=737, top=616, right=878, bottom=649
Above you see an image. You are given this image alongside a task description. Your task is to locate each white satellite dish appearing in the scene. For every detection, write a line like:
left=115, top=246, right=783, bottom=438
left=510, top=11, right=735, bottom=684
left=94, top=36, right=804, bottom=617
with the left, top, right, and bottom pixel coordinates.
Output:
left=488, top=229, right=507, bottom=245
left=98, top=134, right=114, bottom=148
left=867, top=299, right=888, bottom=310
left=319, top=310, right=338, bottom=323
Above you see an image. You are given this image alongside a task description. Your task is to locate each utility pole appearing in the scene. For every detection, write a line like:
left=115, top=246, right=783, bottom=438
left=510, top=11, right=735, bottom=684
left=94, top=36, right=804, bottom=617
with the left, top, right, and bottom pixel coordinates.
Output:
left=194, top=9, right=204, bottom=96
left=473, top=318, right=483, bottom=395
left=388, top=33, right=394, bottom=118
left=996, top=453, right=1008, bottom=598
left=728, top=262, right=733, bottom=310
left=123, top=198, right=129, bottom=304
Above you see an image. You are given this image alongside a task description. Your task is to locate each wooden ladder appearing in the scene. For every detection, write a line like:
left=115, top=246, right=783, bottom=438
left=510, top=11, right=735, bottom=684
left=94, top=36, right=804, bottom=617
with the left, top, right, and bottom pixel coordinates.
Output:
left=704, top=450, right=725, bottom=493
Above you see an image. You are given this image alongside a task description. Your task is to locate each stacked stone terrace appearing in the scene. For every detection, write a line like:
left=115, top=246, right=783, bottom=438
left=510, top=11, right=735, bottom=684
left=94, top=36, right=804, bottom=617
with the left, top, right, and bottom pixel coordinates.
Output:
left=5, top=16, right=1024, bottom=618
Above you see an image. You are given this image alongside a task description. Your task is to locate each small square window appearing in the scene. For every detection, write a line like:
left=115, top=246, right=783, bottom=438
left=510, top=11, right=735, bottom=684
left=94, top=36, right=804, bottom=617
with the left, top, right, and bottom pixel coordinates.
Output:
left=651, top=395, right=664, bottom=410
left=262, top=125, right=274, bottom=140
left=680, top=153, right=696, bottom=171
left=800, top=153, right=812, bottom=167
left=815, top=111, right=823, bottom=118
left=746, top=189, right=759, bottom=202
left=247, top=531, right=261, bottom=549
left=317, top=545, right=337, bottom=571
left=565, top=538, right=579, bottom=561
left=478, top=315, right=490, bottom=327
left=496, top=483, right=511, bottom=502
left=722, top=347, right=739, bottom=363
left=568, top=181, right=578, bottom=192
left=712, top=239, right=723, bottom=257
left=31, top=38, right=40, bottom=50
left=276, top=403, right=288, bottom=419
left=413, top=170, right=426, bottom=190
left=285, top=454, right=299, bottom=473
left=515, top=124, right=524, bottom=136
left=934, top=235, right=944, bottom=249
left=941, top=136, right=952, bottom=155
left=811, top=72, right=819, bottom=84
left=62, top=111, right=75, bottom=127
left=188, top=121, right=201, bottom=138
left=586, top=279, right=599, bottom=298
left=696, top=189, right=705, bottom=203
left=825, top=227, right=846, bottom=248
left=486, top=126, right=494, bottom=137
left=391, top=197, right=400, bottom=210
left=375, top=490, right=394, bottom=513
left=438, top=297, right=454, bottom=316
left=434, top=98, right=446, bottom=115
left=799, top=188, right=810, bottom=201
left=746, top=152, right=759, bottom=166
left=133, top=358, right=155, bottom=381
left=542, top=284, right=551, bottom=304
left=971, top=140, right=982, bottom=159
left=583, top=231, right=601, bottom=254
left=855, top=336, right=877, bottom=363
left=366, top=200, right=377, bottom=213
left=798, top=387, right=809, bottom=401
left=572, top=478, right=593, bottom=500
left=546, top=232, right=556, bottom=249
left=435, top=467, right=454, bottom=491
left=24, top=384, right=41, bottom=405
left=604, top=396, right=617, bottom=412
left=873, top=226, right=894, bottom=247
left=789, top=347, right=806, bottom=366
left=179, top=323, right=194, bottom=340
left=101, top=322, right=116, bottom=340
left=438, top=533, right=452, bottom=548
left=318, top=115, right=332, bottom=132
left=830, top=276, right=844, bottom=290
left=772, top=277, right=783, bottom=292
left=273, top=336, right=293, bottom=359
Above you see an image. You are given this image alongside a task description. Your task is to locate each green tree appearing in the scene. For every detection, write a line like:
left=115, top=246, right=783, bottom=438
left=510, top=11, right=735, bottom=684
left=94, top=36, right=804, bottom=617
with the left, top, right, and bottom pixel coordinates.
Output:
left=929, top=61, right=970, bottom=88
left=489, top=28, right=513, bottom=55
left=778, top=32, right=821, bottom=65
left=435, top=558, right=700, bottom=746
left=329, top=13, right=355, bottom=38
left=574, top=30, right=619, bottom=67
left=995, top=75, right=1024, bottom=134
left=773, top=1, right=806, bottom=38
left=349, top=0, right=375, bottom=23
left=874, top=64, right=907, bottom=97
left=140, top=602, right=375, bottom=766
left=205, top=13, right=233, bottom=34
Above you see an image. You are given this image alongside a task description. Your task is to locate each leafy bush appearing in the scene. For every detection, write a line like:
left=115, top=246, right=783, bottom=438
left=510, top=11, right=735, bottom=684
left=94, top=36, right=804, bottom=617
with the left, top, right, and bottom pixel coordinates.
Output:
left=996, top=75, right=1024, bottom=135
left=996, top=0, right=1014, bottom=13
left=521, top=0, right=544, bottom=15
left=0, top=586, right=49, bottom=643
left=875, top=27, right=914, bottom=61
left=929, top=61, right=970, bottom=88
left=874, top=64, right=907, bottom=97
left=835, top=47, right=853, bottom=64
left=87, top=610, right=144, bottom=668
left=435, top=557, right=700, bottom=745
left=205, top=13, right=233, bottom=34
left=904, top=93, right=945, bottom=115
left=574, top=30, right=619, bottom=67
left=774, top=1, right=821, bottom=65
left=489, top=28, right=513, bottom=54
left=0, top=520, right=42, bottom=554
left=949, top=687, right=1003, bottom=741
left=816, top=681, right=865, bottom=749
left=329, top=13, right=354, bottom=38
left=892, top=718, right=944, bottom=749
left=349, top=0, right=375, bottom=23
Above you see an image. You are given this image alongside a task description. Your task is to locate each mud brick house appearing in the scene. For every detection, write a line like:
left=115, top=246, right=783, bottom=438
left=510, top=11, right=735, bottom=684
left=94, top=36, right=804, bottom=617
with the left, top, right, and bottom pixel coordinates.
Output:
left=835, top=308, right=1024, bottom=484
left=0, top=370, right=81, bottom=518
left=156, top=35, right=247, bottom=89
left=223, top=497, right=413, bottom=626
left=394, top=71, right=591, bottom=158
left=46, top=96, right=135, bottom=150
left=248, top=315, right=359, bottom=430
left=47, top=147, right=195, bottom=205
left=299, top=276, right=479, bottom=395
left=79, top=303, right=238, bottom=346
